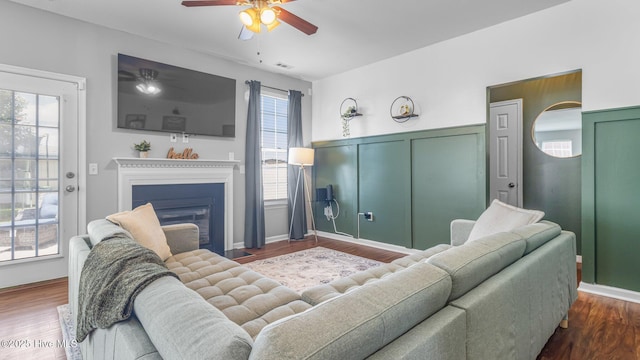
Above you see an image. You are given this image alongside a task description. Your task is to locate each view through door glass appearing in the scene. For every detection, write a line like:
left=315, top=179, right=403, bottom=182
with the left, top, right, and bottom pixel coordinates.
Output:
left=0, top=68, right=79, bottom=288
left=0, top=89, right=61, bottom=261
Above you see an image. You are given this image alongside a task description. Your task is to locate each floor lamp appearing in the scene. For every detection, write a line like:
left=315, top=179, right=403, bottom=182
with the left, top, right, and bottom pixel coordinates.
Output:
left=288, top=147, right=318, bottom=243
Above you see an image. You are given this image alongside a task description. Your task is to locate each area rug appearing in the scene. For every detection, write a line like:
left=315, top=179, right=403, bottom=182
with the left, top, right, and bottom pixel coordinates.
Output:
left=242, top=247, right=383, bottom=293
left=57, top=304, right=83, bottom=360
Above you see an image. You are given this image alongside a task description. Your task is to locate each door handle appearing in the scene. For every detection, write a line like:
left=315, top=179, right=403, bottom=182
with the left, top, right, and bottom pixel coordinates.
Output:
left=65, top=185, right=76, bottom=193
left=508, top=183, right=515, bottom=188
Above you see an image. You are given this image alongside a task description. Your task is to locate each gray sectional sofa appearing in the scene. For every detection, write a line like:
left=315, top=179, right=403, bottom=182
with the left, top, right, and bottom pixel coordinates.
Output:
left=69, top=218, right=577, bottom=360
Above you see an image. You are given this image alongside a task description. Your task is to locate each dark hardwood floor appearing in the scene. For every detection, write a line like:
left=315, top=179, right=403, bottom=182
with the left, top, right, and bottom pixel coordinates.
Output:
left=0, top=237, right=638, bottom=360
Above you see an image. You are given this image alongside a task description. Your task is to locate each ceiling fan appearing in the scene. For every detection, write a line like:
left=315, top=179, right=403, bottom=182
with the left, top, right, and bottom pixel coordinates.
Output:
left=119, top=68, right=163, bottom=95
left=181, top=0, right=318, bottom=39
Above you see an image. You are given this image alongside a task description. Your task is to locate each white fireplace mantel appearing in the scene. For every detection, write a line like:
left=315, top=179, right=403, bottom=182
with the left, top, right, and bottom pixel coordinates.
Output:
left=113, top=157, right=240, bottom=251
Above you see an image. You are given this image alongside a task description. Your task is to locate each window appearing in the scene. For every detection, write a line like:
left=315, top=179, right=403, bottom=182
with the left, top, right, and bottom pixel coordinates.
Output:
left=541, top=140, right=572, bottom=158
left=1, top=89, right=60, bottom=262
left=261, top=94, right=288, bottom=201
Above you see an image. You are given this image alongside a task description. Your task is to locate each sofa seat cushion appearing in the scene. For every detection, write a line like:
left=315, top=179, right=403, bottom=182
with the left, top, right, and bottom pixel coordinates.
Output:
left=250, top=262, right=452, bottom=360
left=427, top=232, right=526, bottom=300
left=302, top=244, right=451, bottom=305
left=166, top=249, right=312, bottom=338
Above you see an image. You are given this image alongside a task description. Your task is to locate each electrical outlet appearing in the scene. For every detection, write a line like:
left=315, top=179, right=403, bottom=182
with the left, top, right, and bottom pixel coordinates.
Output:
left=364, top=212, right=374, bottom=221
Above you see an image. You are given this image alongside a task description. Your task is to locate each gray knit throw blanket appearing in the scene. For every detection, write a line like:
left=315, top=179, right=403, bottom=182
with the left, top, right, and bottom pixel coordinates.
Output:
left=75, top=236, right=178, bottom=342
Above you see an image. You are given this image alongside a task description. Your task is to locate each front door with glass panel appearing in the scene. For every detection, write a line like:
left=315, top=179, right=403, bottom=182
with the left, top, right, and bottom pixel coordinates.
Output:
left=0, top=68, right=79, bottom=288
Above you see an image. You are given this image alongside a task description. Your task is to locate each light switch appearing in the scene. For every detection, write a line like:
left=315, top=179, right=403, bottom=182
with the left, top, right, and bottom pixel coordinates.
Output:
left=89, top=163, right=98, bottom=175
left=170, top=133, right=177, bottom=143
left=229, top=152, right=235, bottom=160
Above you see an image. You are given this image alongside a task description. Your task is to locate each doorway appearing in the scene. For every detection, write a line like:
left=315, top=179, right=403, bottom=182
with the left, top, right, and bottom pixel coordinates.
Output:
left=0, top=65, right=85, bottom=288
left=487, top=70, right=582, bottom=254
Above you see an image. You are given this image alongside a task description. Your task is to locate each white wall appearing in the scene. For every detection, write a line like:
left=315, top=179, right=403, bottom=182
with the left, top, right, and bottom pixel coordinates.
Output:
left=312, top=0, right=640, bottom=141
left=0, top=1, right=312, bottom=242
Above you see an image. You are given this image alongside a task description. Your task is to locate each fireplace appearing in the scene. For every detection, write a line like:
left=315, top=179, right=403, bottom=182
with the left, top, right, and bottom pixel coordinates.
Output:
left=113, top=157, right=238, bottom=251
left=132, top=183, right=224, bottom=254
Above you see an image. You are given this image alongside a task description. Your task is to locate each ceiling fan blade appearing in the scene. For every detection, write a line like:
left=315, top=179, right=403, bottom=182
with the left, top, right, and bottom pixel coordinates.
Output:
left=118, top=70, right=137, bottom=81
left=238, top=25, right=254, bottom=41
left=273, top=6, right=318, bottom=35
left=181, top=0, right=239, bottom=7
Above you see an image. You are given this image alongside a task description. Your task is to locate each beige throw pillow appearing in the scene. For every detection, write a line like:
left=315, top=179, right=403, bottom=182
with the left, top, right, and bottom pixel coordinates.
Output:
left=106, top=203, right=172, bottom=260
left=466, top=199, right=544, bottom=242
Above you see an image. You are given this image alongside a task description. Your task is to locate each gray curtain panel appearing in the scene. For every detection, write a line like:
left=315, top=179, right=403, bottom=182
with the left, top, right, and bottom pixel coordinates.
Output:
left=244, top=80, right=265, bottom=248
left=287, top=90, right=307, bottom=240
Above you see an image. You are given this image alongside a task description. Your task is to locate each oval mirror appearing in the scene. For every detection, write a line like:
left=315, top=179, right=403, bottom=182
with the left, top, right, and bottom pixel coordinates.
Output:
left=532, top=101, right=582, bottom=158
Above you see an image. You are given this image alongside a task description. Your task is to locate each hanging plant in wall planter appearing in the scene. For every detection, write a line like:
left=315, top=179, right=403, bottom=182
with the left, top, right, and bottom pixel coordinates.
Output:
left=133, top=140, right=151, bottom=158
left=339, top=98, right=362, bottom=138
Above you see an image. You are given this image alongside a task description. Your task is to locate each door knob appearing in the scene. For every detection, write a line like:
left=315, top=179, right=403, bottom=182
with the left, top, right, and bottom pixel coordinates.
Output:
left=65, top=185, right=76, bottom=193
left=508, top=183, right=515, bottom=188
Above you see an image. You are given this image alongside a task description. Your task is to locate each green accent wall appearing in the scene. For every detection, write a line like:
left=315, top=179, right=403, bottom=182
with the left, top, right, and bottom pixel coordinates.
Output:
left=313, top=145, right=358, bottom=236
left=412, top=133, right=486, bottom=249
left=582, top=106, right=640, bottom=292
left=490, top=71, right=583, bottom=254
left=358, top=141, right=411, bottom=247
left=312, top=125, right=486, bottom=249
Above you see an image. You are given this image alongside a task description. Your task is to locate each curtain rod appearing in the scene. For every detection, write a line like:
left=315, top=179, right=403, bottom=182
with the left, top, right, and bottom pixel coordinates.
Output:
left=244, top=80, right=304, bottom=97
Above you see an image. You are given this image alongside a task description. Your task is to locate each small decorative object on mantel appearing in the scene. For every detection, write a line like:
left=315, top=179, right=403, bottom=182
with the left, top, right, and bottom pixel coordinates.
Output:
left=339, top=97, right=362, bottom=137
left=390, top=96, right=419, bottom=123
left=167, top=147, right=200, bottom=160
left=133, top=140, right=151, bottom=158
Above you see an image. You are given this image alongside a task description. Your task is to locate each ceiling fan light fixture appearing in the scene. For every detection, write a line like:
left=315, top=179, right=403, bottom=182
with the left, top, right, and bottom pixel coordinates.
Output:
left=136, top=81, right=162, bottom=95
left=266, top=19, right=280, bottom=31
left=239, top=8, right=257, bottom=26
left=260, top=7, right=277, bottom=25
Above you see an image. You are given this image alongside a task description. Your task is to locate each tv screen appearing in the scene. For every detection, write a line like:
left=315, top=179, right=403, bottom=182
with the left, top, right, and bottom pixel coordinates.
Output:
left=117, top=54, right=236, bottom=138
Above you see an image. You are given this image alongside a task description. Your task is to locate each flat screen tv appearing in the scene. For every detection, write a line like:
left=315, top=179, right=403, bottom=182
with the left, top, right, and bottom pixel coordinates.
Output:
left=117, top=53, right=236, bottom=138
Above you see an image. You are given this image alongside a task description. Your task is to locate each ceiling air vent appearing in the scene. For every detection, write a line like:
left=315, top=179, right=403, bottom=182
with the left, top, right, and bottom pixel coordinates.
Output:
left=275, top=62, right=293, bottom=70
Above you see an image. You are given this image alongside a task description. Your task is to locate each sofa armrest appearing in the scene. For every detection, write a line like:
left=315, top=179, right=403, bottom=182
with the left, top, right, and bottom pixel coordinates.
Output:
left=162, top=223, right=199, bottom=255
left=450, top=219, right=476, bottom=246
left=69, top=235, right=92, bottom=320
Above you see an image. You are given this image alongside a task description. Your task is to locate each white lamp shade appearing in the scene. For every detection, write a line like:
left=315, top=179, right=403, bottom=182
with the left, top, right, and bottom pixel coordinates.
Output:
left=288, top=147, right=314, bottom=166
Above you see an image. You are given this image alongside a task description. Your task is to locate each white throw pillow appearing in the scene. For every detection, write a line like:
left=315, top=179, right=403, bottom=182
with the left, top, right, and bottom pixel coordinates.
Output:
left=106, top=203, right=172, bottom=260
left=466, top=199, right=544, bottom=242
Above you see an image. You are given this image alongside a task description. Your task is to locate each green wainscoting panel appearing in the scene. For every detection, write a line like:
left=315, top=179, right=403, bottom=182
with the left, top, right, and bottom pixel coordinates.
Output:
left=313, top=145, right=358, bottom=236
left=313, top=125, right=486, bottom=249
left=358, top=140, right=411, bottom=247
left=583, top=106, right=640, bottom=292
left=412, top=133, right=486, bottom=249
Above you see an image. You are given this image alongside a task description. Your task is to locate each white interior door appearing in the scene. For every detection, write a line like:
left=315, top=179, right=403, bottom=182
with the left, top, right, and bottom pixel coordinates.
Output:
left=0, top=65, right=84, bottom=288
left=489, top=99, right=523, bottom=207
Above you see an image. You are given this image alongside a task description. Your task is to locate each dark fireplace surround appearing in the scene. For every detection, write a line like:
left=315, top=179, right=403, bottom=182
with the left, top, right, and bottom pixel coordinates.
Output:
left=132, top=183, right=225, bottom=255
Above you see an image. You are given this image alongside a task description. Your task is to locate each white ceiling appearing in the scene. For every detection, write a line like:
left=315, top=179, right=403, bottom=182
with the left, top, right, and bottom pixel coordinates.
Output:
left=9, top=0, right=571, bottom=81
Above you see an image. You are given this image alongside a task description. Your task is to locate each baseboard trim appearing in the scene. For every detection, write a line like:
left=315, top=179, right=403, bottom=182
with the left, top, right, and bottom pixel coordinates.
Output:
left=232, top=234, right=290, bottom=249
left=579, top=282, right=640, bottom=304
left=315, top=231, right=417, bottom=255
left=234, top=231, right=419, bottom=255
